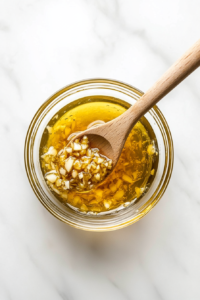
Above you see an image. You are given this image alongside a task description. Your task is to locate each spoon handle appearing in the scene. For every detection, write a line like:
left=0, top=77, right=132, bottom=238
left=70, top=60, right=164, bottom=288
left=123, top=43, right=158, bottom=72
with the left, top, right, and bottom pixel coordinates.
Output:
left=125, top=39, right=200, bottom=129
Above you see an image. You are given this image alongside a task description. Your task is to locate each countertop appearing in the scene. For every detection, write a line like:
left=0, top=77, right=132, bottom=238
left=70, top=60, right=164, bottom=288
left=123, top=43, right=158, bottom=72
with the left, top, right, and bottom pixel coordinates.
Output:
left=1, top=0, right=200, bottom=299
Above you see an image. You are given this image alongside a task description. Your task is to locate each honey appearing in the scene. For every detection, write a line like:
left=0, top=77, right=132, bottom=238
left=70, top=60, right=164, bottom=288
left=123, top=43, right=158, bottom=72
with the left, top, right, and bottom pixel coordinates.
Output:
left=40, top=96, right=158, bottom=213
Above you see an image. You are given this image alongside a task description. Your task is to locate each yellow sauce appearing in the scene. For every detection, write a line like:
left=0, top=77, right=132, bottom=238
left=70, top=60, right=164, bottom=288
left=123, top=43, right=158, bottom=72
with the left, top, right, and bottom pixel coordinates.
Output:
left=40, top=97, right=157, bottom=213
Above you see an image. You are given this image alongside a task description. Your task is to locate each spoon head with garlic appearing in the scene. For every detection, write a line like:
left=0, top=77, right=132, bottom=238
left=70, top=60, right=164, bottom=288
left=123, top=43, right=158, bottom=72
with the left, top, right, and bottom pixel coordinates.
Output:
left=65, top=131, right=114, bottom=191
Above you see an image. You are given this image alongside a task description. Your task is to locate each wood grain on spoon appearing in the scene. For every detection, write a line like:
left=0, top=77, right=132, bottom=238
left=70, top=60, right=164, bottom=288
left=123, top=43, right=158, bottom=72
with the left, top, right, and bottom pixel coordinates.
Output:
left=71, top=39, right=200, bottom=167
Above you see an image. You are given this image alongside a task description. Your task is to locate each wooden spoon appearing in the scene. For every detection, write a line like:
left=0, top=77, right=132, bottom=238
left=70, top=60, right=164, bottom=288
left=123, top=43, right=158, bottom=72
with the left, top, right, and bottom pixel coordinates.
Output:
left=72, top=40, right=200, bottom=168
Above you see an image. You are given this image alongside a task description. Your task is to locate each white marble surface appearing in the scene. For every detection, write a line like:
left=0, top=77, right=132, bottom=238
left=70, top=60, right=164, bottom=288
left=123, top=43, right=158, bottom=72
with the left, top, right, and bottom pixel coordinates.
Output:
left=1, top=0, right=200, bottom=299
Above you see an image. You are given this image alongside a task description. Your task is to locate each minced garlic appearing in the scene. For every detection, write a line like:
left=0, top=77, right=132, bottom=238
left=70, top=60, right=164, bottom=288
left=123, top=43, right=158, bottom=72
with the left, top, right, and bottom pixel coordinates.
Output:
left=42, top=135, right=113, bottom=193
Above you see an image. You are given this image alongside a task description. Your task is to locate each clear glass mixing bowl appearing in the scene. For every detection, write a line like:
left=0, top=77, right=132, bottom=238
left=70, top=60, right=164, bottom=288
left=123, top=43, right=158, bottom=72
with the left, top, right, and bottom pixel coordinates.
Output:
left=24, top=79, right=173, bottom=231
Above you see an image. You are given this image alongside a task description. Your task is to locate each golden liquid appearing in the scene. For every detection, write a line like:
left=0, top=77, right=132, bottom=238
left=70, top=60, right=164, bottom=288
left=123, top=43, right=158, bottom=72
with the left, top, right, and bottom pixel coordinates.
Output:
left=40, top=96, right=158, bottom=213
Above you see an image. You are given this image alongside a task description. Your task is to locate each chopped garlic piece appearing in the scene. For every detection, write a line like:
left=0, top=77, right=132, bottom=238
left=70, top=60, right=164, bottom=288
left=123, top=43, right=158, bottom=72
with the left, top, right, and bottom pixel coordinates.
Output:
left=104, top=200, right=112, bottom=209
left=73, top=196, right=82, bottom=206
left=58, top=149, right=64, bottom=156
left=65, top=157, right=75, bottom=172
left=48, top=146, right=57, bottom=156
left=80, top=149, right=86, bottom=155
left=60, top=192, right=68, bottom=200
left=78, top=172, right=84, bottom=179
left=116, top=179, right=122, bottom=188
left=147, top=144, right=155, bottom=156
left=91, top=162, right=97, bottom=169
left=122, top=174, right=132, bottom=183
left=42, top=146, right=57, bottom=157
left=114, top=190, right=124, bottom=200
left=73, top=142, right=82, bottom=151
left=81, top=144, right=88, bottom=150
left=65, top=180, right=70, bottom=189
left=45, top=173, right=57, bottom=183
left=97, top=157, right=104, bottom=164
left=59, top=167, right=66, bottom=176
left=109, top=183, right=117, bottom=193
left=49, top=183, right=61, bottom=194
left=46, top=126, right=53, bottom=134
left=45, top=170, right=58, bottom=175
left=94, top=173, right=101, bottom=181
left=80, top=204, right=88, bottom=212
left=90, top=200, right=98, bottom=205
left=95, top=189, right=103, bottom=198
left=135, top=187, right=145, bottom=198
left=51, top=162, right=56, bottom=170
left=87, top=149, right=92, bottom=157
left=72, top=169, right=78, bottom=178
left=74, top=160, right=82, bottom=170
left=73, top=152, right=80, bottom=157
left=56, top=178, right=62, bottom=187
left=151, top=169, right=155, bottom=175
left=82, top=135, right=88, bottom=141
left=66, top=147, right=72, bottom=153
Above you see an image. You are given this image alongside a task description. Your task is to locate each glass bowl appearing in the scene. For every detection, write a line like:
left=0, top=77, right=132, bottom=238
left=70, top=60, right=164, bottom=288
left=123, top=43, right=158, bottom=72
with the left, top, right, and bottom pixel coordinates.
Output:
left=24, top=79, right=173, bottom=231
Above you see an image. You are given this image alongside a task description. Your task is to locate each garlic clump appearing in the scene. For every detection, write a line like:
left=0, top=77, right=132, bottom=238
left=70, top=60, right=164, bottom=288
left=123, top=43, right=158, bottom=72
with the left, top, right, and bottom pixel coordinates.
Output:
left=41, top=135, right=113, bottom=194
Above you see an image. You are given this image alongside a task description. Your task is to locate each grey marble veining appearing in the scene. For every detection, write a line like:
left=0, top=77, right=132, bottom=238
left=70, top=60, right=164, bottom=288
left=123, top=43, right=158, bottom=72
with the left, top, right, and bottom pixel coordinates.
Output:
left=0, top=0, right=200, bottom=299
